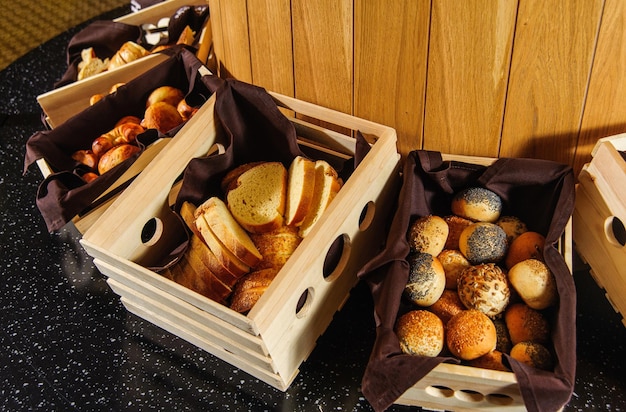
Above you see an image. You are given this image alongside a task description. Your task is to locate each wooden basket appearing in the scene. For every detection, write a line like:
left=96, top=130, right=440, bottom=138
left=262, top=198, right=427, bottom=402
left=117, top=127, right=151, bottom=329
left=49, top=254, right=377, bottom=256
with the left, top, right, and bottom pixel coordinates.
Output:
left=393, top=154, right=573, bottom=412
left=79, top=91, right=401, bottom=390
left=37, top=0, right=212, bottom=129
left=574, top=133, right=626, bottom=327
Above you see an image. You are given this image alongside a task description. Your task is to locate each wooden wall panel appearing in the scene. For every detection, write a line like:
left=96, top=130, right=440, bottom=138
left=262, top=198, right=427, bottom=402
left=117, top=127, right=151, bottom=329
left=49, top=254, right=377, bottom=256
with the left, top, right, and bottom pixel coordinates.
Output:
left=576, top=0, right=626, bottom=174
left=423, top=0, right=517, bottom=157
left=209, top=0, right=252, bottom=82
left=247, top=0, right=294, bottom=97
left=354, top=0, right=430, bottom=156
left=500, top=0, right=603, bottom=164
left=292, top=1, right=353, bottom=115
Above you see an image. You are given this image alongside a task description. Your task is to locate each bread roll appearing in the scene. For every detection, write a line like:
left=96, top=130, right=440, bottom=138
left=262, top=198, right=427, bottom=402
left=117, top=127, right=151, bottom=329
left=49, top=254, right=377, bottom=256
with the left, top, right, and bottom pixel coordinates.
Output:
left=504, top=303, right=550, bottom=345
left=458, top=222, right=508, bottom=264
left=446, top=309, right=497, bottom=360
left=451, top=187, right=502, bottom=222
left=428, top=289, right=465, bottom=324
left=443, top=215, right=473, bottom=250
left=71, top=149, right=98, bottom=170
left=505, top=231, right=545, bottom=269
left=407, top=215, right=449, bottom=256
left=229, top=268, right=278, bottom=313
left=493, top=318, right=513, bottom=354
left=143, top=101, right=184, bottom=134
left=226, top=162, right=288, bottom=234
left=145, top=86, right=184, bottom=108
left=457, top=263, right=510, bottom=318
left=405, top=252, right=446, bottom=307
left=508, top=259, right=558, bottom=309
left=468, top=350, right=510, bottom=372
left=509, top=341, right=553, bottom=371
left=496, top=216, right=528, bottom=245
left=396, top=310, right=445, bottom=357
left=97, top=144, right=140, bottom=175
left=438, top=249, right=471, bottom=289
left=250, top=225, right=302, bottom=270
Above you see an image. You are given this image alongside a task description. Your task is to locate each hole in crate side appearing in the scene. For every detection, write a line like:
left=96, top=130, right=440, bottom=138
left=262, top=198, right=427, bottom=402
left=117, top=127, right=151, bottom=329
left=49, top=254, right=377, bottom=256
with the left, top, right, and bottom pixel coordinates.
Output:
left=455, top=389, right=485, bottom=403
left=425, top=385, right=454, bottom=398
left=486, top=393, right=515, bottom=406
left=141, top=217, right=164, bottom=246
left=358, top=201, right=376, bottom=231
left=604, top=216, right=626, bottom=247
left=322, top=234, right=352, bottom=281
left=295, top=287, right=315, bottom=318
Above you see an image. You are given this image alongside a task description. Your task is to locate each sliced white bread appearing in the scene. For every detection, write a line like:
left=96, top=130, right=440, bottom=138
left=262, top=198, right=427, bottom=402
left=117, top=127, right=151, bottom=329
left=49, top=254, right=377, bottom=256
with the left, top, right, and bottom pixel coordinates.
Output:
left=284, top=156, right=316, bottom=227
left=188, top=235, right=241, bottom=287
left=220, top=161, right=265, bottom=194
left=177, top=253, right=232, bottom=304
left=298, top=160, right=343, bottom=238
left=196, top=197, right=263, bottom=268
left=225, top=162, right=287, bottom=234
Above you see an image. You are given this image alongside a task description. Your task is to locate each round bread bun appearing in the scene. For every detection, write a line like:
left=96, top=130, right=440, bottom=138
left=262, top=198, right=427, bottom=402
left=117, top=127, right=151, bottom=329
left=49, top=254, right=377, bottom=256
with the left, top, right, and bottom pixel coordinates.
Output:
left=458, top=222, right=508, bottom=264
left=508, top=259, right=558, bottom=309
left=408, top=215, right=449, bottom=256
left=509, top=341, right=554, bottom=371
left=446, top=309, right=497, bottom=360
left=468, top=350, right=510, bottom=372
left=505, top=231, right=545, bottom=269
left=443, top=215, right=473, bottom=250
left=405, top=252, right=446, bottom=306
left=496, top=215, right=528, bottom=245
left=493, top=318, right=513, bottom=354
left=451, top=187, right=502, bottom=223
left=457, top=263, right=511, bottom=317
left=438, top=249, right=471, bottom=289
left=396, top=310, right=445, bottom=357
left=428, top=289, right=465, bottom=324
left=504, top=303, right=550, bottom=345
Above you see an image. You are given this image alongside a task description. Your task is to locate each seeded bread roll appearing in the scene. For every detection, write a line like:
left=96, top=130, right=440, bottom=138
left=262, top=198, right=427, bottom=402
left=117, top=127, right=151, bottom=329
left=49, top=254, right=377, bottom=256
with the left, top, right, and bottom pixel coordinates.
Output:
left=510, top=341, right=554, bottom=371
left=396, top=310, right=445, bottom=357
left=405, top=252, right=446, bottom=307
left=250, top=225, right=302, bottom=271
left=407, top=215, right=449, bottom=256
left=493, top=318, right=513, bottom=354
left=468, top=350, right=510, bottom=372
left=457, top=263, right=510, bottom=318
left=504, top=303, right=550, bottom=345
left=508, top=259, right=558, bottom=309
left=451, top=187, right=502, bottom=223
left=446, top=309, right=497, bottom=360
left=459, top=222, right=508, bottom=264
left=496, top=215, right=528, bottom=246
left=443, top=215, right=473, bottom=250
left=428, top=289, right=465, bottom=324
left=438, top=249, right=471, bottom=289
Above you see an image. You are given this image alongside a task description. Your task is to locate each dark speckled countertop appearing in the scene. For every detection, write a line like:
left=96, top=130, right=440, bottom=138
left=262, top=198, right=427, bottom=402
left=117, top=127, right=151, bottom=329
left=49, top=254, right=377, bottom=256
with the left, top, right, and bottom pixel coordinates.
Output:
left=1, top=6, right=626, bottom=412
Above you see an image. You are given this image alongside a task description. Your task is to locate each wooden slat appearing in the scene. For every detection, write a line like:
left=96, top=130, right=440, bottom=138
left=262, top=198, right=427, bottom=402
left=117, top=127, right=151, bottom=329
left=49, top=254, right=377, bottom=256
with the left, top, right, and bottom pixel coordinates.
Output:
left=423, top=0, right=517, bottom=157
left=354, top=0, right=430, bottom=157
left=247, top=0, right=294, bottom=96
left=575, top=0, right=626, bottom=176
left=500, top=0, right=603, bottom=164
left=208, top=0, right=252, bottom=81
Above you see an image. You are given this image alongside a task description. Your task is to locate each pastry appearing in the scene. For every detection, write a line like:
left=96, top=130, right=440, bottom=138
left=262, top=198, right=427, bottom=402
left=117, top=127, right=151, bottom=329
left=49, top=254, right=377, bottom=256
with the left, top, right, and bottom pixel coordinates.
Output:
left=396, top=310, right=445, bottom=357
left=405, top=252, right=446, bottom=307
left=457, top=263, right=510, bottom=317
left=458, top=222, right=508, bottom=264
left=407, top=215, right=449, bottom=257
left=508, top=258, right=558, bottom=309
left=97, top=144, right=140, bottom=175
left=446, top=309, right=497, bottom=360
left=451, top=187, right=502, bottom=222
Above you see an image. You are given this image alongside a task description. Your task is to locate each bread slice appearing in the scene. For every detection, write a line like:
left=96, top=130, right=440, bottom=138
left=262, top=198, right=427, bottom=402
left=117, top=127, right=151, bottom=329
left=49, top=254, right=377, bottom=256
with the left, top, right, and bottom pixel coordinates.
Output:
left=188, top=234, right=241, bottom=287
left=220, top=161, right=265, bottom=194
left=284, top=156, right=316, bottom=227
left=225, top=162, right=287, bottom=234
left=195, top=197, right=262, bottom=268
left=298, top=160, right=343, bottom=238
left=176, top=253, right=232, bottom=304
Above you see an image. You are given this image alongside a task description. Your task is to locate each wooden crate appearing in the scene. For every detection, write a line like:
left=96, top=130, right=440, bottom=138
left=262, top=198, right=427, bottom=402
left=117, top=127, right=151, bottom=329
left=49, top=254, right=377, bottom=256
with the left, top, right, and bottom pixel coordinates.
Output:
left=393, top=154, right=573, bottom=412
left=574, top=133, right=626, bottom=327
left=79, top=91, right=401, bottom=390
left=37, top=0, right=212, bottom=129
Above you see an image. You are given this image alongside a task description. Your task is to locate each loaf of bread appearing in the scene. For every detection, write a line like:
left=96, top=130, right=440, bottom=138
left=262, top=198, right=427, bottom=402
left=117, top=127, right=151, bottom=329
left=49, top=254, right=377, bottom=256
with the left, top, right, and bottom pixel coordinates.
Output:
left=284, top=156, right=316, bottom=227
left=229, top=268, right=278, bottom=313
left=298, top=160, right=342, bottom=238
left=226, top=162, right=287, bottom=234
left=396, top=310, right=445, bottom=357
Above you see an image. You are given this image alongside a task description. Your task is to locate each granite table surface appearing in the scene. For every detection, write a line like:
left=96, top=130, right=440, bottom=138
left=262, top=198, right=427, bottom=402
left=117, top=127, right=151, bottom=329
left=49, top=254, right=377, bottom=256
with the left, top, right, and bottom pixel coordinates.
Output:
left=1, top=6, right=625, bottom=412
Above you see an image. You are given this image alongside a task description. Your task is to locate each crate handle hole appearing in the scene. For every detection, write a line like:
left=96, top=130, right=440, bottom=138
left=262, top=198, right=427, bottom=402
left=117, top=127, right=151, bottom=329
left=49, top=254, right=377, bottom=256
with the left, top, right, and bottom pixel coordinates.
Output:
left=359, top=201, right=376, bottom=231
left=141, top=217, right=164, bottom=246
left=425, top=385, right=454, bottom=398
left=486, top=393, right=514, bottom=406
left=295, top=287, right=314, bottom=318
left=323, top=234, right=352, bottom=281
left=604, top=216, right=626, bottom=247
left=455, top=389, right=484, bottom=403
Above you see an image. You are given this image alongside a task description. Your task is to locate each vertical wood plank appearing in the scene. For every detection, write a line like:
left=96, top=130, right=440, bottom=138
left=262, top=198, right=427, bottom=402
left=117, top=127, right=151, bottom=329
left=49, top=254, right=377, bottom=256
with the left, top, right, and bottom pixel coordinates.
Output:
left=576, top=0, right=626, bottom=176
left=354, top=0, right=430, bottom=157
left=247, top=0, right=295, bottom=97
left=424, top=0, right=517, bottom=157
left=292, top=1, right=353, bottom=115
left=209, top=0, right=252, bottom=82
left=500, top=0, right=603, bottom=165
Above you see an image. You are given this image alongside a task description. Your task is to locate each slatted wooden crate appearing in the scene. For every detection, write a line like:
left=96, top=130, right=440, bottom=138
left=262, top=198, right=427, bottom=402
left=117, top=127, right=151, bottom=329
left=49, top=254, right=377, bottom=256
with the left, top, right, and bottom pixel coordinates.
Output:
left=388, top=154, right=573, bottom=412
left=574, top=133, right=626, bottom=327
left=79, top=91, right=401, bottom=390
left=37, top=0, right=212, bottom=129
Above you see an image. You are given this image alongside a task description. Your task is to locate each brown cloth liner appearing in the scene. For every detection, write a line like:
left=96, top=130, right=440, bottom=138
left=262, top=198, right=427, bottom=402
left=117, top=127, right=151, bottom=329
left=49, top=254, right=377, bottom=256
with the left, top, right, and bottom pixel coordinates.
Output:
left=54, top=5, right=209, bottom=89
left=24, top=48, right=218, bottom=232
left=357, top=150, right=576, bottom=412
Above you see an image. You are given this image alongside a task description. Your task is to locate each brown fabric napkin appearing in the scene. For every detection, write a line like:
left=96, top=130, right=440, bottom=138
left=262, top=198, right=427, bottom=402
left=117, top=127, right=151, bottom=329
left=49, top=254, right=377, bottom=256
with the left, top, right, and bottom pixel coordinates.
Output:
left=357, top=150, right=576, bottom=412
left=24, top=49, right=218, bottom=232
